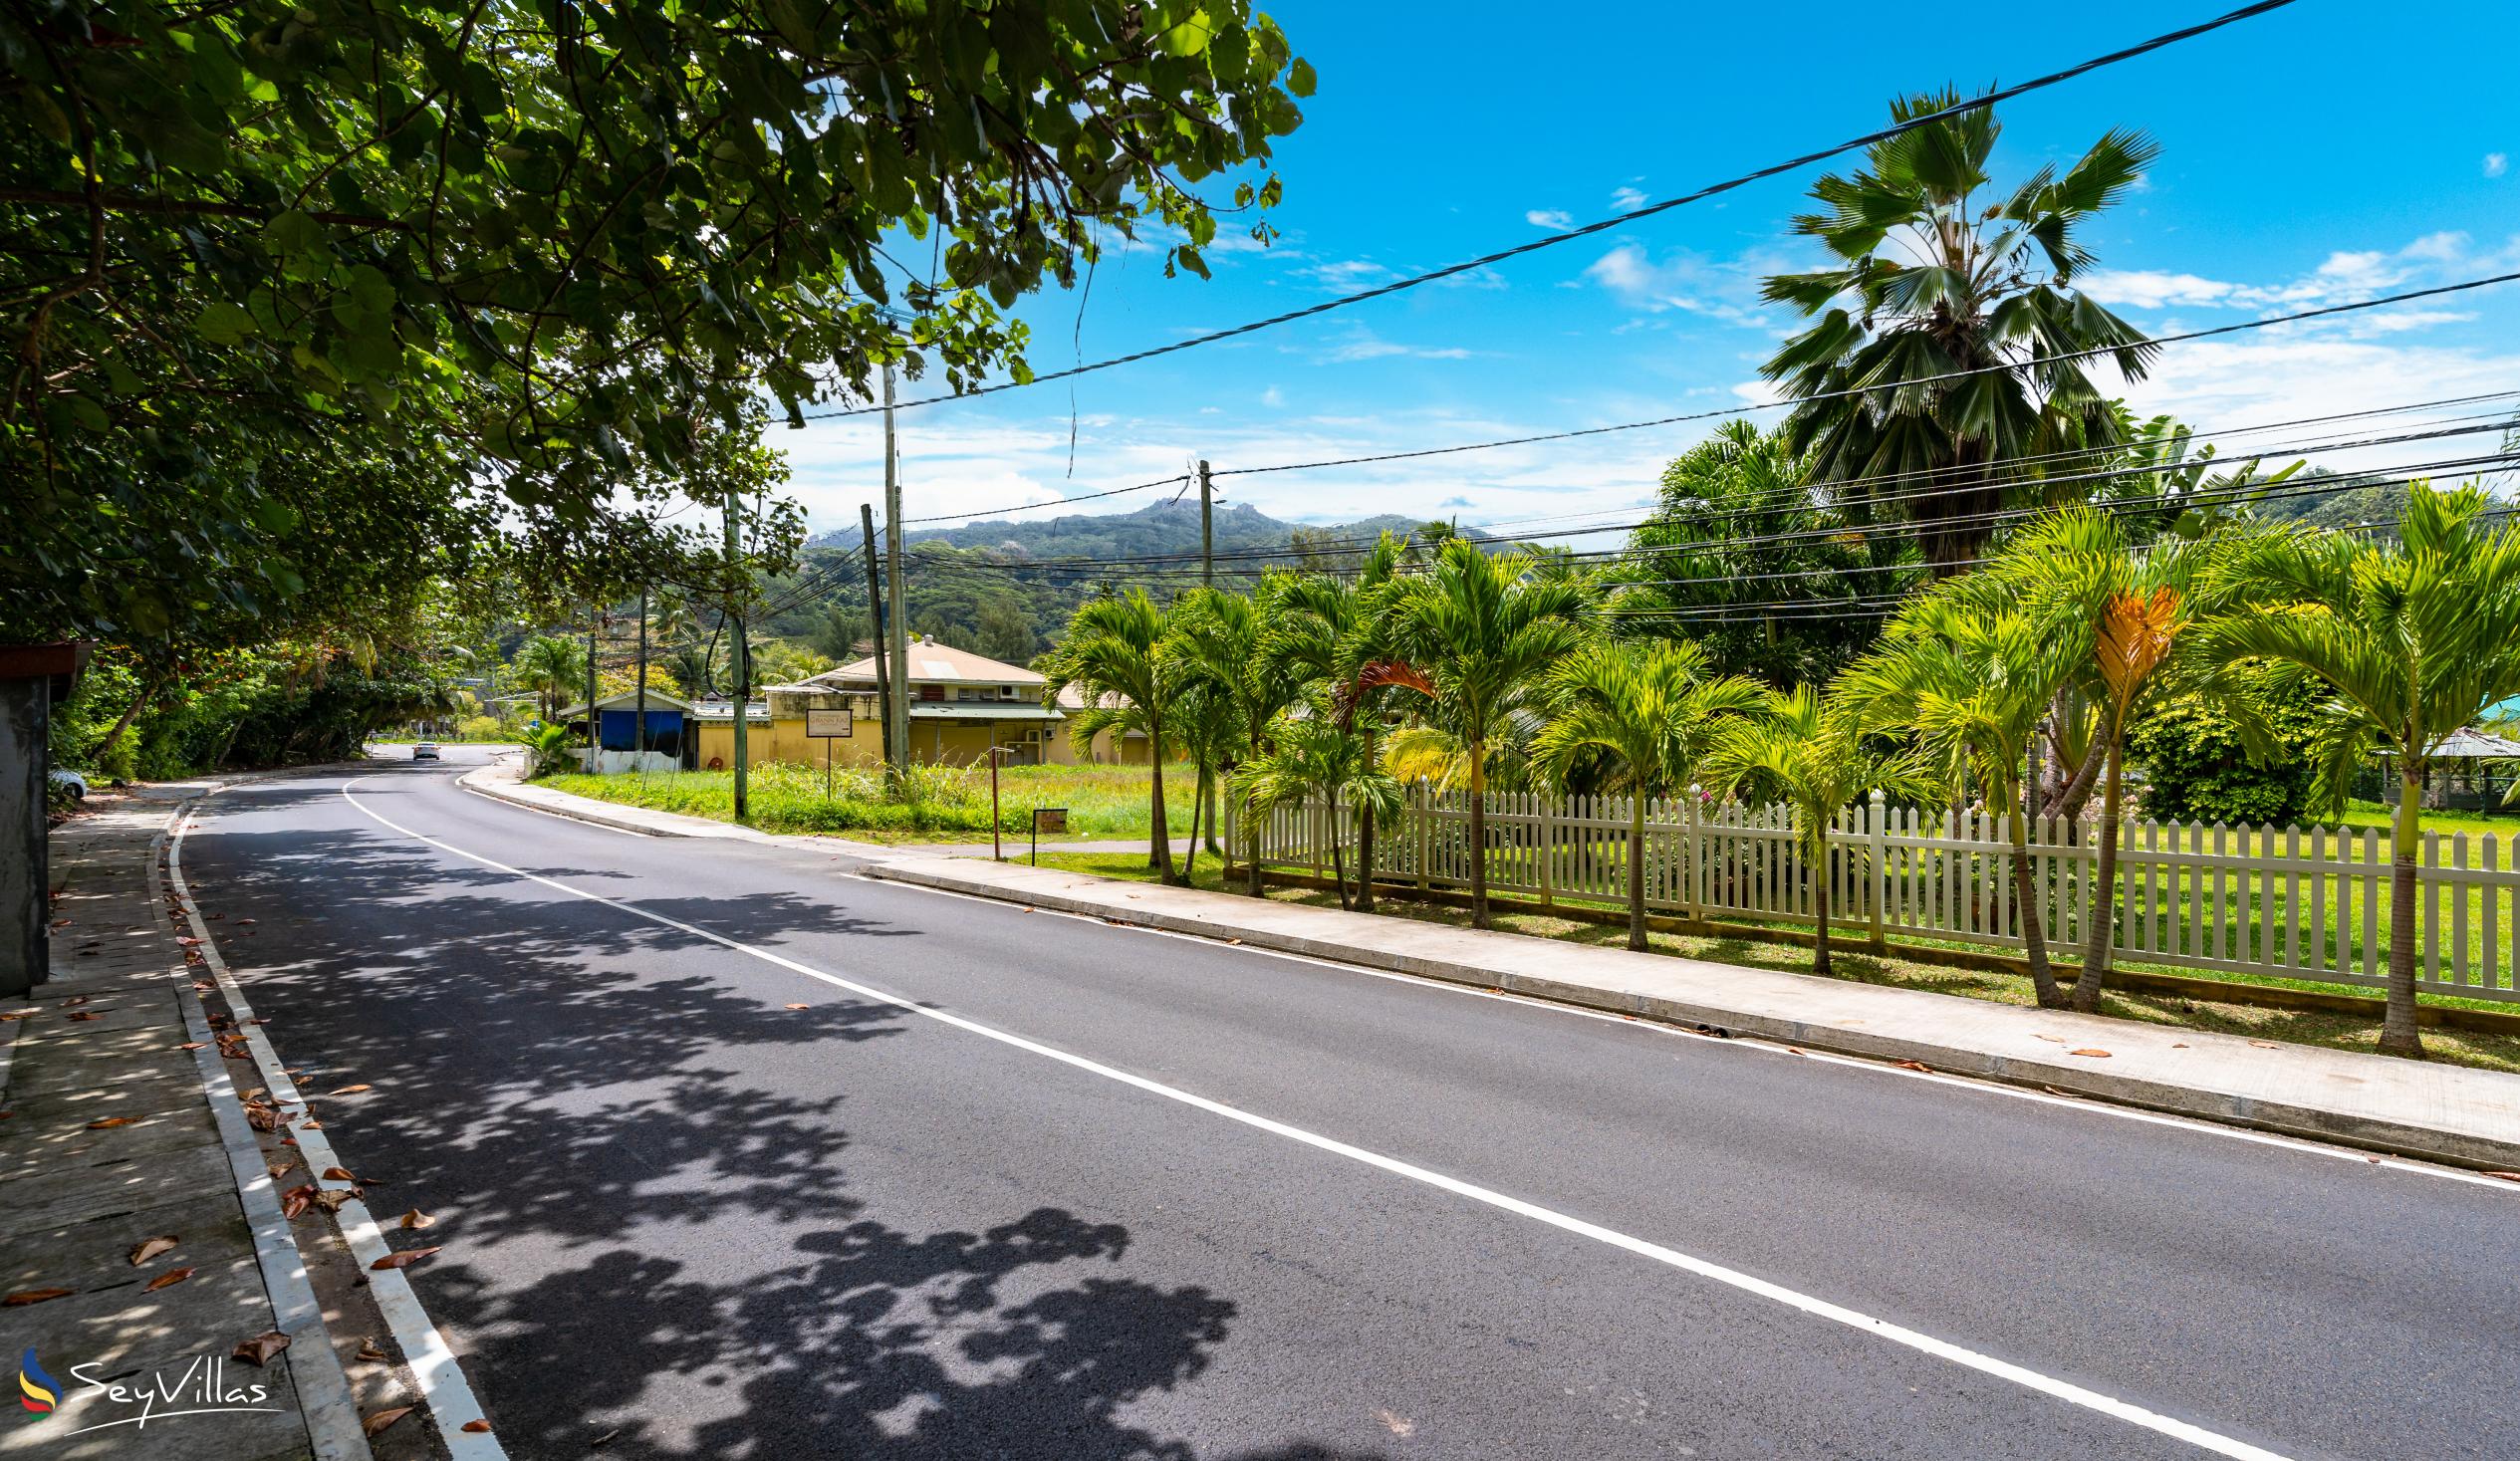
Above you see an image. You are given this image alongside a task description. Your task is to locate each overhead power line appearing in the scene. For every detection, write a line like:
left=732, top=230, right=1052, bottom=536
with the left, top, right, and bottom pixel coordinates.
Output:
left=795, top=0, right=2305, bottom=422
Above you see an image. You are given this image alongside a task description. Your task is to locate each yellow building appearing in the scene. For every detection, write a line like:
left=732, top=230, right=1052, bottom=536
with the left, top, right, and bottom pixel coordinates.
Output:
left=688, top=637, right=1143, bottom=770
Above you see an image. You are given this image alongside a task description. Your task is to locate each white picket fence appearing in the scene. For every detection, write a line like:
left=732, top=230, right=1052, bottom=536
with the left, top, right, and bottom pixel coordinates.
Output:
left=1222, top=789, right=2520, bottom=1004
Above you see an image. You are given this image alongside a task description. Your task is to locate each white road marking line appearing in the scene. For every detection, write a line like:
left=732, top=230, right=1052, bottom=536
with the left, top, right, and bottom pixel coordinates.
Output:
left=174, top=790, right=507, bottom=1461
left=858, top=874, right=2520, bottom=1192
left=343, top=778, right=2293, bottom=1461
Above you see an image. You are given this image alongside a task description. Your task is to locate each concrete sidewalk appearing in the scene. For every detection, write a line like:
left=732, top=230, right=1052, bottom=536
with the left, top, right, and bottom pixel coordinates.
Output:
left=865, top=855, right=2520, bottom=1172
left=465, top=762, right=2520, bottom=1171
left=3, top=788, right=366, bottom=1460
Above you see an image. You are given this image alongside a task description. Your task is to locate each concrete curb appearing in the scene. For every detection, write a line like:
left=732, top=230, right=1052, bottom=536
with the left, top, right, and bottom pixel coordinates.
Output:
left=864, top=858, right=2520, bottom=1174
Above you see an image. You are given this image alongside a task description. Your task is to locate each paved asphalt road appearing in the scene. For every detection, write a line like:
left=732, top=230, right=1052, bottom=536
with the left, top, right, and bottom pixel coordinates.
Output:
left=172, top=753, right=2520, bottom=1461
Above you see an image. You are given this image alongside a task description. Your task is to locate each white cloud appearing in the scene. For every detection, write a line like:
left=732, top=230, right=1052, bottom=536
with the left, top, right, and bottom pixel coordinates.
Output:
left=1610, top=185, right=1649, bottom=211
left=2489, top=152, right=2509, bottom=179
left=1297, top=258, right=1393, bottom=292
left=2086, top=232, right=2490, bottom=316
left=1525, top=209, right=1575, bottom=230
left=2079, top=269, right=2240, bottom=309
left=1580, top=243, right=1777, bottom=327
left=1303, top=324, right=1475, bottom=364
left=1260, top=385, right=1284, bottom=408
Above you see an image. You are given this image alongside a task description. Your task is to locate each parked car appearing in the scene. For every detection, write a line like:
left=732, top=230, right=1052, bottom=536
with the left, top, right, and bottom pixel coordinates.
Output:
left=411, top=742, right=441, bottom=762
left=48, top=768, right=88, bottom=801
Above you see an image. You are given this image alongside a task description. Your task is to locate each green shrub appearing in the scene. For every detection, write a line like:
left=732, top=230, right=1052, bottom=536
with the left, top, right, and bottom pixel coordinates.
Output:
left=457, top=714, right=505, bottom=740
left=2130, top=679, right=2326, bottom=827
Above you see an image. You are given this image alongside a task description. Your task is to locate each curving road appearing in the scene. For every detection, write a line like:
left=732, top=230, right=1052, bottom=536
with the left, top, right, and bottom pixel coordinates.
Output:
left=171, top=751, right=2520, bottom=1460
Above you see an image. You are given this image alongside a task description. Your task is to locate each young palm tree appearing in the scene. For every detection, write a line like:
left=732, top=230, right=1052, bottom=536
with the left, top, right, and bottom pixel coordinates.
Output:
left=1975, top=509, right=2255, bottom=1010
left=1042, top=591, right=1193, bottom=883
left=1271, top=534, right=1409, bottom=911
left=1383, top=539, right=1593, bottom=928
left=1168, top=678, right=1244, bottom=883
left=515, top=635, right=582, bottom=723
left=1231, top=715, right=1403, bottom=911
left=1841, top=593, right=2085, bottom=1006
left=1705, top=687, right=1936, bottom=975
left=1172, top=582, right=1308, bottom=896
left=2194, top=483, right=2520, bottom=1057
left=1761, top=92, right=2159, bottom=572
left=1530, top=639, right=1767, bottom=950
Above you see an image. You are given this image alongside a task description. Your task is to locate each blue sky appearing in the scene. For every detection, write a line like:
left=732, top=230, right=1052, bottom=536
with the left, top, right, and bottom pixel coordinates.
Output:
left=775, top=0, right=2520, bottom=541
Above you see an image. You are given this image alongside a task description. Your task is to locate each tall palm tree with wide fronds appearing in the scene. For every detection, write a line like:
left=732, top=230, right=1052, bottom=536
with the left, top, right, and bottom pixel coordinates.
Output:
left=1705, top=687, right=1937, bottom=975
left=1173, top=581, right=1309, bottom=896
left=1271, top=533, right=1410, bottom=910
left=515, top=635, right=582, bottom=723
left=1531, top=638, right=1767, bottom=951
left=1231, top=715, right=1404, bottom=911
left=1840, top=590, right=2086, bottom=1006
left=1383, top=539, right=1594, bottom=928
left=1761, top=91, right=2159, bottom=572
left=1042, top=590, right=1194, bottom=883
left=2192, top=482, right=2520, bottom=1058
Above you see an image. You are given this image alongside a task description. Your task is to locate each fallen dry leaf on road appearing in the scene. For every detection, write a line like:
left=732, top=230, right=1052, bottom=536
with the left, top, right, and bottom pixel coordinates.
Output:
left=462, top=1419, right=493, bottom=1433
left=370, top=1247, right=441, bottom=1272
left=295, top=1118, right=324, bottom=1129
left=176, top=1042, right=207, bottom=1052
left=2070, top=1049, right=2113, bottom=1058
left=2171, top=1042, right=2190, bottom=1049
left=281, top=1185, right=317, bottom=1219
left=2032, top=1034, right=2068, bottom=1044
left=2248, top=1039, right=2280, bottom=1049
left=267, top=1160, right=296, bottom=1178
left=233, top=1332, right=290, bottom=1365
left=400, top=1210, right=435, bottom=1230
left=86, top=1115, right=137, bottom=1128
left=361, top=1408, right=414, bottom=1436
left=245, top=1104, right=282, bottom=1132
left=312, top=1190, right=360, bottom=1214
left=144, top=1268, right=194, bottom=1292
left=65, top=1012, right=102, bottom=1021
left=61, top=995, right=88, bottom=1006
left=1894, top=1060, right=1931, bottom=1073
left=128, top=1235, right=179, bottom=1266
left=330, top=1084, right=372, bottom=1096
left=0, top=1012, right=32, bottom=1022
left=3, top=1289, right=74, bottom=1307
left=784, top=1003, right=809, bottom=1010
left=321, top=1166, right=356, bottom=1181
left=355, top=1342, right=387, bottom=1362
left=2483, top=1170, right=2520, bottom=1183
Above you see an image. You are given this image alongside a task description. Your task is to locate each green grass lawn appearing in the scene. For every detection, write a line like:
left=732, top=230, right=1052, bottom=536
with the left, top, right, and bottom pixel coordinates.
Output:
left=1030, top=851, right=2520, bottom=1076
left=544, top=761, right=1199, bottom=841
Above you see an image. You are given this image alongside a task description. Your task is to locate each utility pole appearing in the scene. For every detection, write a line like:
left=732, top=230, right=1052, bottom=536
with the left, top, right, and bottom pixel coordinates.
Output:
left=860, top=503, right=893, bottom=766
left=1198, top=458, right=1214, bottom=588
left=633, top=587, right=649, bottom=773
left=726, top=490, right=750, bottom=820
left=882, top=361, right=909, bottom=779
left=584, top=611, right=599, bottom=775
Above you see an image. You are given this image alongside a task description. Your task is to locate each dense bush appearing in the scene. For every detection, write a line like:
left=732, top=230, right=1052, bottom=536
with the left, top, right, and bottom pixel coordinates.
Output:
left=2129, top=678, right=2328, bottom=826
left=47, top=647, right=452, bottom=779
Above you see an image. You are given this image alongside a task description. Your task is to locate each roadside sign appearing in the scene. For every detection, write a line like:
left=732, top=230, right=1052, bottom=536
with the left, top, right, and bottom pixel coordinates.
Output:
left=1030, top=806, right=1068, bottom=865
left=805, top=707, right=852, bottom=738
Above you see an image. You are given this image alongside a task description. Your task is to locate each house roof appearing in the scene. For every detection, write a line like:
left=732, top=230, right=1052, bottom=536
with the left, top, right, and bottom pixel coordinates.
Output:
left=687, top=700, right=771, bottom=722
left=909, top=704, right=1065, bottom=722
left=557, top=688, right=692, bottom=718
left=2427, top=727, right=2520, bottom=759
left=812, top=638, right=1045, bottom=688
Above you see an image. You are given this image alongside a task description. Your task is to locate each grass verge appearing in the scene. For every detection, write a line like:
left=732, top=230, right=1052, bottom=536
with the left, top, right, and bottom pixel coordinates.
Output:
left=1030, top=851, right=2520, bottom=1076
left=542, top=761, right=1198, bottom=840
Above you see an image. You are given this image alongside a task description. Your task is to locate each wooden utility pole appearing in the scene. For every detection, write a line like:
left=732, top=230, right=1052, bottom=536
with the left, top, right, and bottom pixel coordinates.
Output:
left=726, top=491, right=750, bottom=820
left=1198, top=458, right=1214, bottom=587
left=860, top=503, right=893, bottom=765
left=633, top=588, right=649, bottom=773
left=882, top=362, right=909, bottom=778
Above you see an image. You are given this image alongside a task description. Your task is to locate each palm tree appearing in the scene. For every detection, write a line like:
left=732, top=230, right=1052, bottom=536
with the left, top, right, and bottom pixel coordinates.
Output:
left=1841, top=591, right=2085, bottom=1006
left=1530, top=638, right=1766, bottom=951
left=1172, top=583, right=1308, bottom=897
left=2193, top=483, right=2520, bottom=1057
left=1760, top=92, right=2158, bottom=572
left=1705, top=687, right=1936, bottom=975
left=1975, top=509, right=2258, bottom=1010
left=1231, top=716, right=1403, bottom=911
left=1271, top=533, right=1409, bottom=911
left=1168, top=678, right=1244, bottom=884
left=1383, top=540, right=1593, bottom=928
left=1042, top=591, right=1192, bottom=883
left=514, top=635, right=582, bottom=723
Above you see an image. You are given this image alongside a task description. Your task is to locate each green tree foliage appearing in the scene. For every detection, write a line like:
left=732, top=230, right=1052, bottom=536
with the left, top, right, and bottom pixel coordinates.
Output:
left=1040, top=590, right=1192, bottom=881
left=1760, top=92, right=2157, bottom=570
left=2192, top=482, right=2520, bottom=1056
left=1608, top=420, right=1908, bottom=685
left=2129, top=680, right=2324, bottom=827
left=1230, top=717, right=1399, bottom=910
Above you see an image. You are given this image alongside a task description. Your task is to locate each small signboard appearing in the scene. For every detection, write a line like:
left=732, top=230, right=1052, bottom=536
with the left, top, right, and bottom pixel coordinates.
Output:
left=1032, top=807, right=1068, bottom=834
left=805, top=707, right=853, bottom=738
